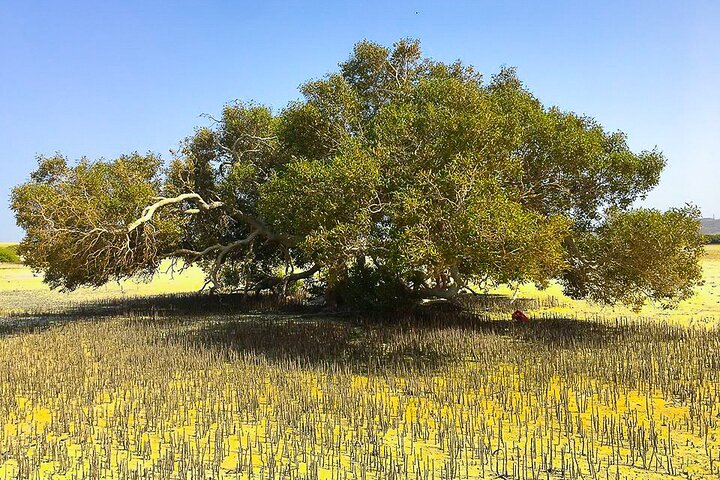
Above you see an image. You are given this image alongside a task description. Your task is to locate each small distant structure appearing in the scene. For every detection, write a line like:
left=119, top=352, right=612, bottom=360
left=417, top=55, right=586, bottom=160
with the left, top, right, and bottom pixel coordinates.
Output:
left=512, top=310, right=529, bottom=322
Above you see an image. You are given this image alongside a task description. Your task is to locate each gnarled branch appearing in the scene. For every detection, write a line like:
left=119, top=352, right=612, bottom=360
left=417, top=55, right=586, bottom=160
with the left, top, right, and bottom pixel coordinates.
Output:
left=250, top=264, right=321, bottom=294
left=127, top=193, right=224, bottom=232
left=172, top=230, right=262, bottom=288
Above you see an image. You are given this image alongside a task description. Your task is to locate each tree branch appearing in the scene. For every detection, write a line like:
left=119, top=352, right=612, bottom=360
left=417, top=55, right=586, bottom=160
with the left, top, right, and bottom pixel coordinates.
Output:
left=250, top=264, right=321, bottom=294
left=127, top=193, right=224, bottom=232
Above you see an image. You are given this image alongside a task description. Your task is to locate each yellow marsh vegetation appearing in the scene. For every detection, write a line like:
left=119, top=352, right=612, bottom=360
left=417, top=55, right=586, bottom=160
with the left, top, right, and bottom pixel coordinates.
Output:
left=0, top=247, right=719, bottom=478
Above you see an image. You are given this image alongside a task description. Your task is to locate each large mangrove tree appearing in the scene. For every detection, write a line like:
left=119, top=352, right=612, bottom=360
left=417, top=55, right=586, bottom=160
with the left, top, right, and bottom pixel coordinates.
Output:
left=11, top=39, right=704, bottom=310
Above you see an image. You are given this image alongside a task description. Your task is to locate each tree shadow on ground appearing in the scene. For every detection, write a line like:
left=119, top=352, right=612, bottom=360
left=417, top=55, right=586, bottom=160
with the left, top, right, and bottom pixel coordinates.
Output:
left=167, top=308, right=697, bottom=373
left=0, top=292, right=314, bottom=339
left=1, top=289, right=560, bottom=321
left=0, top=315, right=71, bottom=337
left=173, top=313, right=450, bottom=373
left=2, top=291, right=700, bottom=372
left=2, top=291, right=317, bottom=318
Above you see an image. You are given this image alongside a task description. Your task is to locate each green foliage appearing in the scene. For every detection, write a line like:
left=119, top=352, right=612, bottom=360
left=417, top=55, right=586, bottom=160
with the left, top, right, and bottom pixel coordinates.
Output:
left=330, top=260, right=414, bottom=311
left=260, top=145, right=380, bottom=268
left=704, top=234, right=720, bottom=245
left=0, top=245, right=20, bottom=263
left=11, top=154, right=181, bottom=290
left=10, top=39, right=704, bottom=310
left=563, top=206, right=705, bottom=311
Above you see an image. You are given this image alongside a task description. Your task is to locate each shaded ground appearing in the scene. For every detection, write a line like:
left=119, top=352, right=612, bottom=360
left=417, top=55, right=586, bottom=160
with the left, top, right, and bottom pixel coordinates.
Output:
left=3, top=245, right=719, bottom=323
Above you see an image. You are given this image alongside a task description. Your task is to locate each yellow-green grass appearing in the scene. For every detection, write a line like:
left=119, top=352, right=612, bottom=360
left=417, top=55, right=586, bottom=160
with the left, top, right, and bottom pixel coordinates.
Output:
left=0, top=247, right=719, bottom=478
left=487, top=244, right=720, bottom=326
left=0, top=244, right=19, bottom=264
left=0, top=260, right=206, bottom=316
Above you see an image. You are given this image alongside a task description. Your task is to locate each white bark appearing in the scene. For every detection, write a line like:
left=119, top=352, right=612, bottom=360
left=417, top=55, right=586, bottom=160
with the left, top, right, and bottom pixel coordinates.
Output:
left=127, top=193, right=223, bottom=232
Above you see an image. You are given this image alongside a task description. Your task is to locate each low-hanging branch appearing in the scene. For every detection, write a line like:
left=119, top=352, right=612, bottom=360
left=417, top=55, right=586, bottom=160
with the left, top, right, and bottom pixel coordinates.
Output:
left=172, top=231, right=262, bottom=288
left=250, top=264, right=321, bottom=294
left=126, top=191, right=297, bottom=290
left=127, top=193, right=224, bottom=233
left=171, top=232, right=259, bottom=262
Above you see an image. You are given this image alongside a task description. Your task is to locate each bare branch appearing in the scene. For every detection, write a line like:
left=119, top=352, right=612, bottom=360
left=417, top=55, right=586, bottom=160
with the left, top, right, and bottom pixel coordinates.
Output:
left=174, top=231, right=262, bottom=288
left=127, top=193, right=224, bottom=232
left=250, top=264, right=321, bottom=294
left=172, top=231, right=260, bottom=263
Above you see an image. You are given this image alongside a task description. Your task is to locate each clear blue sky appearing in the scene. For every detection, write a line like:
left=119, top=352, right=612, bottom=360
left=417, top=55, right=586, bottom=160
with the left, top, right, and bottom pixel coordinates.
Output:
left=1, top=0, right=718, bottom=241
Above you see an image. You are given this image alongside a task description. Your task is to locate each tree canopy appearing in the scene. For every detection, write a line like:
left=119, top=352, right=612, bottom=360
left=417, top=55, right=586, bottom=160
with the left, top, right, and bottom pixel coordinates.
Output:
left=11, top=39, right=704, bottom=310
